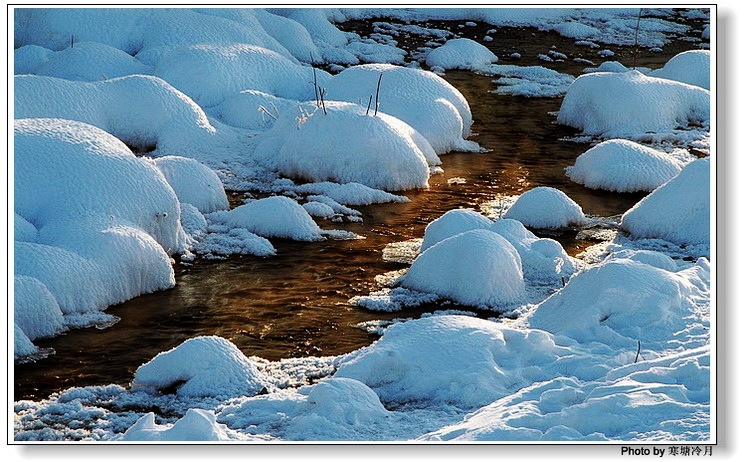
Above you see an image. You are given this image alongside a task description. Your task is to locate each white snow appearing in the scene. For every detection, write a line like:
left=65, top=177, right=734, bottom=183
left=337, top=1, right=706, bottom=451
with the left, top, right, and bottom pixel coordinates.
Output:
left=650, top=50, right=710, bottom=90
left=14, top=44, right=55, bottom=74
left=425, top=38, right=498, bottom=70
left=132, top=336, right=269, bottom=398
left=211, top=90, right=296, bottom=131
left=14, top=275, right=66, bottom=340
left=121, top=409, right=238, bottom=441
left=208, top=196, right=323, bottom=242
left=557, top=70, right=710, bottom=138
left=565, top=139, right=684, bottom=193
left=33, top=41, right=151, bottom=82
left=325, top=64, right=479, bottom=154
left=401, top=229, right=526, bottom=309
left=152, top=156, right=229, bottom=214
left=621, top=158, right=710, bottom=248
left=484, top=64, right=575, bottom=97
left=253, top=101, right=436, bottom=191
left=503, top=187, right=586, bottom=229
left=419, top=208, right=494, bottom=252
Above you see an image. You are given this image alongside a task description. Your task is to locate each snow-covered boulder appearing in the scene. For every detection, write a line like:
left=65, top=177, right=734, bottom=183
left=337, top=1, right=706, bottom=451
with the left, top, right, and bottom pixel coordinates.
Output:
left=154, top=43, right=329, bottom=108
left=15, top=75, right=218, bottom=158
left=209, top=196, right=323, bottom=241
left=325, top=64, right=478, bottom=154
left=14, top=323, right=38, bottom=360
left=503, top=187, right=585, bottom=229
left=420, top=208, right=493, bottom=252
left=425, top=38, right=498, bottom=70
left=14, top=44, right=54, bottom=74
left=122, top=409, right=237, bottom=441
left=253, top=101, right=436, bottom=191
left=401, top=229, right=525, bottom=308
left=132, top=336, right=269, bottom=398
left=211, top=90, right=296, bottom=130
left=152, top=156, right=229, bottom=214
left=650, top=50, right=710, bottom=90
left=557, top=70, right=710, bottom=137
left=298, top=377, right=389, bottom=426
left=524, top=258, right=710, bottom=349
left=14, top=275, right=66, bottom=340
left=621, top=158, right=710, bottom=247
left=566, top=139, right=683, bottom=193
left=491, top=218, right=578, bottom=284
left=34, top=41, right=151, bottom=82
left=335, top=315, right=566, bottom=408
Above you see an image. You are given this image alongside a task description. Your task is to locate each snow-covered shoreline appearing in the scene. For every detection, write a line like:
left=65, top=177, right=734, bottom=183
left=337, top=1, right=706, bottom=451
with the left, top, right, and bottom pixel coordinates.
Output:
left=12, top=7, right=713, bottom=442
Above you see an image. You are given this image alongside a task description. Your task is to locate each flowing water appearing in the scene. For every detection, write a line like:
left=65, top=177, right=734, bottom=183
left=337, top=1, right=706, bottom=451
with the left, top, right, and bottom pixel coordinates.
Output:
left=14, top=19, right=707, bottom=401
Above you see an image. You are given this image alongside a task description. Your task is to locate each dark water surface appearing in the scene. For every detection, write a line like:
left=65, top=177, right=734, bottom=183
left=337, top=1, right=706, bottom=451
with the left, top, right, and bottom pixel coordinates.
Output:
left=14, top=19, right=707, bottom=400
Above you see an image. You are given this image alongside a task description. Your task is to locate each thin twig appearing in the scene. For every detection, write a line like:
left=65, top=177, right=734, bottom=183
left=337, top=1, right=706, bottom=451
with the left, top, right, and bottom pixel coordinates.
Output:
left=365, top=95, right=373, bottom=116
left=319, top=88, right=327, bottom=115
left=634, top=340, right=641, bottom=363
left=374, top=73, right=383, bottom=116
left=313, top=67, right=319, bottom=107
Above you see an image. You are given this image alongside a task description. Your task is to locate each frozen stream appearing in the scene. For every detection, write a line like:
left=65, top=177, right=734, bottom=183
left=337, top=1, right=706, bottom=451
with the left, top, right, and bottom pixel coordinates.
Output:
left=14, top=21, right=703, bottom=401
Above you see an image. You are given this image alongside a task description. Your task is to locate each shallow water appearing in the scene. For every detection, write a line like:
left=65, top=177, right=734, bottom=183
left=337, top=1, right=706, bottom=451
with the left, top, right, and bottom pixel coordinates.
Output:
left=14, top=20, right=706, bottom=401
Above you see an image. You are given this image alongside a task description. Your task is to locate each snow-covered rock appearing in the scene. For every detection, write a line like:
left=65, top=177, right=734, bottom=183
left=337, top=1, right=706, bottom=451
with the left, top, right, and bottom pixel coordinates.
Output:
left=122, top=409, right=237, bottom=441
left=326, top=64, right=478, bottom=154
left=557, top=70, right=710, bottom=137
left=503, top=187, right=585, bottom=229
left=253, top=101, right=435, bottom=191
left=401, top=229, right=525, bottom=308
left=152, top=156, right=229, bottom=214
left=14, top=275, right=66, bottom=340
left=420, top=208, right=493, bottom=252
left=132, top=336, right=268, bottom=398
left=425, top=38, right=497, bottom=70
left=650, top=50, right=710, bottom=90
left=621, top=158, right=710, bottom=247
left=208, top=196, right=323, bottom=241
left=566, top=139, right=683, bottom=193
left=336, top=315, right=567, bottom=408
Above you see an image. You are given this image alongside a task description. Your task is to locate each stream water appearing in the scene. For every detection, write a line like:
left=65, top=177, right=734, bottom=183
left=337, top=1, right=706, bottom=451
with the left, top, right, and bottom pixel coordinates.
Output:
left=14, top=19, right=707, bottom=401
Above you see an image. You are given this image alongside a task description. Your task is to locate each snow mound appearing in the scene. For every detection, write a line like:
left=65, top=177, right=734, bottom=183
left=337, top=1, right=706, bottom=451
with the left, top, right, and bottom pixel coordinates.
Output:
left=299, top=377, right=390, bottom=425
left=420, top=208, right=494, bottom=252
left=335, top=315, right=566, bottom=408
left=14, top=324, right=39, bottom=359
left=15, top=74, right=217, bottom=157
left=401, top=229, right=525, bottom=309
left=154, top=43, right=330, bottom=108
left=503, top=187, right=585, bottom=229
left=523, top=258, right=710, bottom=350
left=253, top=101, right=435, bottom=191
left=606, top=249, right=679, bottom=272
left=14, top=212, right=38, bottom=242
left=34, top=41, right=151, bottom=82
left=132, top=336, right=268, bottom=398
left=14, top=275, right=66, bottom=340
left=425, top=38, right=498, bottom=70
left=650, top=50, right=710, bottom=90
left=621, top=158, right=710, bottom=247
left=566, top=139, right=683, bottom=193
left=491, top=219, right=578, bottom=284
left=557, top=70, right=710, bottom=138
left=325, top=64, right=478, bottom=154
left=209, top=196, right=323, bottom=242
left=211, top=90, right=296, bottom=130
left=122, top=409, right=237, bottom=441
left=152, top=156, right=229, bottom=214
left=14, top=44, right=54, bottom=74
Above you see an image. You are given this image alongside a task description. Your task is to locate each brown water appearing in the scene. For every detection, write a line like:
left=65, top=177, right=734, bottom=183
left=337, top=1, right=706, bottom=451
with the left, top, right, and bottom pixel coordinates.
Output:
left=14, top=19, right=707, bottom=401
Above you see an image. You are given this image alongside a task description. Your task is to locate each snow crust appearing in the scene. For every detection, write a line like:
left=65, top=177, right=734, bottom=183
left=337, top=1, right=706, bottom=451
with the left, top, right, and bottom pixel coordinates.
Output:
left=503, top=187, right=586, bottom=229
left=557, top=70, right=710, bottom=138
left=621, top=158, right=710, bottom=247
left=566, top=139, right=684, bottom=193
left=425, top=38, right=497, bottom=70
left=132, top=336, right=268, bottom=398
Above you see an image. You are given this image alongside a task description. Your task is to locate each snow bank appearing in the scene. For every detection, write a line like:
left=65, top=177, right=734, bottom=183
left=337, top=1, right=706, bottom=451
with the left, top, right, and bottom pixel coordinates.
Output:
left=209, top=196, right=323, bottom=242
left=325, top=64, right=478, bottom=154
left=336, top=315, right=566, bottom=408
left=122, top=409, right=237, bottom=441
left=132, top=336, right=268, bottom=398
left=557, top=70, right=710, bottom=138
left=524, top=258, right=709, bottom=350
left=420, top=209, right=494, bottom=252
left=566, top=139, right=683, bottom=193
left=425, top=38, right=497, bottom=70
left=15, top=75, right=218, bottom=158
left=34, top=41, right=151, bottom=82
left=621, top=158, right=710, bottom=247
left=650, top=50, right=710, bottom=90
left=154, top=44, right=329, bottom=108
left=401, top=229, right=525, bottom=308
left=503, top=187, right=585, bottom=229
left=152, top=156, right=229, bottom=214
left=253, top=101, right=435, bottom=191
